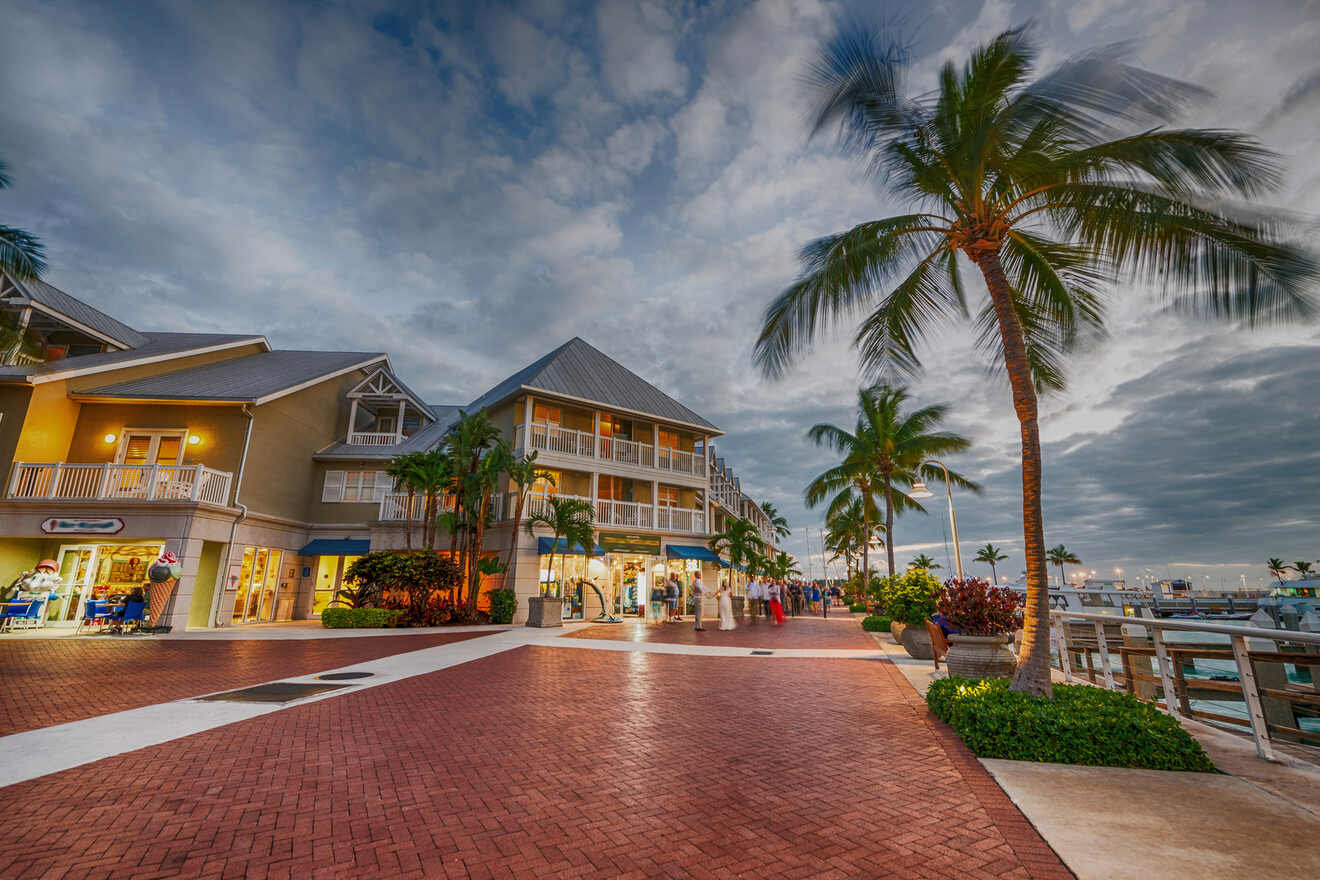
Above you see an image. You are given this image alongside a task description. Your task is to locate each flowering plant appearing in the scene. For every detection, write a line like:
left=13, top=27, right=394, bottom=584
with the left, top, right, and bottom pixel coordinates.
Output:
left=937, top=578, right=1021, bottom=635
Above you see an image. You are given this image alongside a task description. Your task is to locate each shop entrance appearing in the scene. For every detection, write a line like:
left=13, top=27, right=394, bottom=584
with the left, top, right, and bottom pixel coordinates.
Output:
left=49, top=543, right=164, bottom=626
left=231, top=547, right=284, bottom=624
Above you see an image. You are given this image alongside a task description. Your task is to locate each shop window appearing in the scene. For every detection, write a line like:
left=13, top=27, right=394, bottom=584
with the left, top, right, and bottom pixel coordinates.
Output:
left=657, top=486, right=679, bottom=508
left=322, top=470, right=389, bottom=503
left=657, top=428, right=679, bottom=450
left=598, top=475, right=633, bottom=502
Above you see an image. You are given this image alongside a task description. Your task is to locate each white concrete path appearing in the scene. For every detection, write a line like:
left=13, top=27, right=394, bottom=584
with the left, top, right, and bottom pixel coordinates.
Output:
left=0, top=622, right=885, bottom=788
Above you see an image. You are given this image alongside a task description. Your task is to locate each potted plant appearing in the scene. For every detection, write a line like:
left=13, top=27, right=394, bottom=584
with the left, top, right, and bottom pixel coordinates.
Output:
left=879, top=570, right=941, bottom=658
left=937, top=578, right=1021, bottom=678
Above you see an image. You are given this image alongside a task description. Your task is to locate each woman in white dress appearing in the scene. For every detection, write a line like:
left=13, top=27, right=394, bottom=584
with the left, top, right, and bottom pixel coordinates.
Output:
left=717, top=577, right=736, bottom=630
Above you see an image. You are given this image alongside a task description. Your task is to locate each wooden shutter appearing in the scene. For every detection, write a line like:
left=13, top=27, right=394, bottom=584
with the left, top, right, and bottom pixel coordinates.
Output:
left=322, top=470, right=346, bottom=502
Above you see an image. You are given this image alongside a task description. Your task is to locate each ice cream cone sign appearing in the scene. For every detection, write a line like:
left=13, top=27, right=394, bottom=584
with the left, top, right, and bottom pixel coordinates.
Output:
left=147, top=550, right=181, bottom=628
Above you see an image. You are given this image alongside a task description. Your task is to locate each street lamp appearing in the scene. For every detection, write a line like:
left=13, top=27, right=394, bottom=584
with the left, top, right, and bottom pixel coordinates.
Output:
left=909, top=460, right=963, bottom=580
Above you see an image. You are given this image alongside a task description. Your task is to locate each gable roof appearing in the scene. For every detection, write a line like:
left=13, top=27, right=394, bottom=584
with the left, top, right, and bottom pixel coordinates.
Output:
left=314, top=404, right=464, bottom=460
left=0, top=332, right=268, bottom=384
left=75, top=350, right=387, bottom=404
left=2, top=274, right=148, bottom=349
left=465, top=337, right=720, bottom=433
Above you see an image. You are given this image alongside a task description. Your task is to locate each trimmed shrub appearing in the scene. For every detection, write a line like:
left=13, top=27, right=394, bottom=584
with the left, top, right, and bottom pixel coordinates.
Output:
left=321, top=607, right=403, bottom=629
left=878, top=570, right=942, bottom=625
left=848, top=602, right=868, bottom=613
left=488, top=588, right=517, bottom=624
left=862, top=615, right=892, bottom=633
left=926, top=677, right=1216, bottom=772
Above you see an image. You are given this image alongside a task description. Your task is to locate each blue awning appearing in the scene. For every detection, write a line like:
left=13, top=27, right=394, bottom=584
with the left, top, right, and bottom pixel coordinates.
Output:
left=665, top=544, right=724, bottom=566
left=299, top=539, right=371, bottom=556
left=537, top=537, right=606, bottom=556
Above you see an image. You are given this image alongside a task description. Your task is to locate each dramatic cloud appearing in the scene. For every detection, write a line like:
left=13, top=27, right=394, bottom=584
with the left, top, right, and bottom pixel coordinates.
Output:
left=2, top=0, right=1317, bottom=587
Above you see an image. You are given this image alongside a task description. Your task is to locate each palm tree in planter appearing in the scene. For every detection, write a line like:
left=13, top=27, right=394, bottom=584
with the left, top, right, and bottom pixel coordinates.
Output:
left=709, top=516, right=766, bottom=594
left=523, top=495, right=594, bottom=627
left=1265, top=558, right=1290, bottom=584
left=754, top=25, right=1317, bottom=694
left=1046, top=545, right=1082, bottom=588
left=975, top=544, right=1009, bottom=584
left=908, top=554, right=941, bottom=572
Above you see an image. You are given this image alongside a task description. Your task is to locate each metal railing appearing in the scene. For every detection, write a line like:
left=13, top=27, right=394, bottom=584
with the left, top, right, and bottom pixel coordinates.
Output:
left=1048, top=609, right=1320, bottom=761
left=8, top=462, right=233, bottom=506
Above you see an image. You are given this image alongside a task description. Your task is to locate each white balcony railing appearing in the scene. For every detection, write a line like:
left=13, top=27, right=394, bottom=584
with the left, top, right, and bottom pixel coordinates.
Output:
left=377, top=493, right=504, bottom=522
left=515, top=424, right=708, bottom=478
left=378, top=488, right=706, bottom=535
left=346, top=431, right=399, bottom=446
left=8, top=462, right=233, bottom=506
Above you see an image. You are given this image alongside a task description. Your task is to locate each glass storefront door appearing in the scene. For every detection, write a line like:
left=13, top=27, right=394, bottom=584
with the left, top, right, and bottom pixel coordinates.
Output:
left=231, top=547, right=283, bottom=623
left=51, top=546, right=97, bottom=623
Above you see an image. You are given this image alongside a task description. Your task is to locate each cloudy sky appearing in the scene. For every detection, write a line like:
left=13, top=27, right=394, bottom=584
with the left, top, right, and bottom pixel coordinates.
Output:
left=3, top=0, right=1318, bottom=589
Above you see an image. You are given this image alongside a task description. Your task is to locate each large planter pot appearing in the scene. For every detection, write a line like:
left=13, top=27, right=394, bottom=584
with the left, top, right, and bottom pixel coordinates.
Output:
left=525, top=596, right=563, bottom=628
left=889, top=620, right=906, bottom=645
left=900, top=624, right=933, bottom=659
left=946, top=633, right=1017, bottom=679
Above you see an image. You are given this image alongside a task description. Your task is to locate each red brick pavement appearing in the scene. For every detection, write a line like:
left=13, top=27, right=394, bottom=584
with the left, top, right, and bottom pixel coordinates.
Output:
left=569, top=616, right=877, bottom=650
left=0, top=632, right=489, bottom=736
left=0, top=646, right=1072, bottom=879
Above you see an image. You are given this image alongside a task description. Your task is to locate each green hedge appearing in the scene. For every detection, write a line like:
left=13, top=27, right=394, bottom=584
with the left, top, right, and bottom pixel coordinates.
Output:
left=848, top=602, right=868, bottom=613
left=488, top=588, right=517, bottom=625
left=926, top=677, right=1216, bottom=772
left=861, top=615, right=892, bottom=633
left=320, top=607, right=403, bottom=629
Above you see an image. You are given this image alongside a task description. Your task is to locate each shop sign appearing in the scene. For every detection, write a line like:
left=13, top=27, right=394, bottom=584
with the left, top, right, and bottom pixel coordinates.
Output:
left=40, top=516, right=124, bottom=535
left=597, top=531, right=662, bottom=554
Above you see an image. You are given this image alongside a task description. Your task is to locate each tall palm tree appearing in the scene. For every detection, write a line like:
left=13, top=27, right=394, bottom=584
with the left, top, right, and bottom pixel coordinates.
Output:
left=760, top=500, right=792, bottom=542
left=754, top=26, right=1317, bottom=695
left=1265, top=558, right=1290, bottom=584
left=504, top=452, right=555, bottom=577
left=975, top=543, right=1009, bottom=584
left=908, top=553, right=940, bottom=572
left=1046, top=545, right=1082, bottom=588
left=1290, top=561, right=1315, bottom=579
left=1, top=161, right=46, bottom=280
left=824, top=495, right=876, bottom=584
left=806, top=384, right=977, bottom=580
left=524, top=496, right=594, bottom=597
left=709, top=516, right=766, bottom=590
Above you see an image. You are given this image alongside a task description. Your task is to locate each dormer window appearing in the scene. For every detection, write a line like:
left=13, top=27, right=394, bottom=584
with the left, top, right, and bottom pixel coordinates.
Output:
left=345, top=367, right=432, bottom=446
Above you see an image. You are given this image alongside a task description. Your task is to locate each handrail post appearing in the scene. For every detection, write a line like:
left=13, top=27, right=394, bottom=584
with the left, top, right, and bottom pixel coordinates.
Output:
left=1052, top=616, right=1073, bottom=681
left=1150, top=628, right=1183, bottom=719
left=1093, top=620, right=1115, bottom=690
left=48, top=462, right=62, bottom=498
left=190, top=465, right=203, bottom=500
left=8, top=463, right=24, bottom=497
left=1231, top=635, right=1276, bottom=761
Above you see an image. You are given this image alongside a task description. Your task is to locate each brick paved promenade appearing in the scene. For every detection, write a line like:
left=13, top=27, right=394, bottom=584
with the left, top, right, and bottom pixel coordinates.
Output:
left=570, top=616, right=876, bottom=649
left=0, top=632, right=489, bottom=735
left=0, top=626, right=1071, bottom=879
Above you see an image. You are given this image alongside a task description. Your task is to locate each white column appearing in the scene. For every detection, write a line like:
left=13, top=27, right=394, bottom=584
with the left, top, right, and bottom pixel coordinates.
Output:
left=652, top=479, right=659, bottom=532
left=590, top=471, right=599, bottom=521
left=395, top=400, right=406, bottom=443
left=347, top=398, right=359, bottom=441
left=593, top=410, right=602, bottom=458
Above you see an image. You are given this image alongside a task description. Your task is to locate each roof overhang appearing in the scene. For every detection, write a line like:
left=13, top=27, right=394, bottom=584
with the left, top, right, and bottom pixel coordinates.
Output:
left=23, top=299, right=132, bottom=350
left=490, top=384, right=723, bottom=436
left=29, top=336, right=271, bottom=385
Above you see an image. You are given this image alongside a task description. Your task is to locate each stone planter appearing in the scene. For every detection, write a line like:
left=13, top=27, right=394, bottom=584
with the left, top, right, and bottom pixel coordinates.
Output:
left=946, top=633, right=1017, bottom=679
left=525, top=596, right=563, bottom=628
left=888, top=620, right=906, bottom=645
left=900, top=624, right=933, bottom=660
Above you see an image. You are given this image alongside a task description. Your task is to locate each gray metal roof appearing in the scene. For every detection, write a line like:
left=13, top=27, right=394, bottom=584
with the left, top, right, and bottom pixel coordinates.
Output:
left=465, top=337, right=720, bottom=432
left=8, top=276, right=148, bottom=348
left=78, top=349, right=386, bottom=402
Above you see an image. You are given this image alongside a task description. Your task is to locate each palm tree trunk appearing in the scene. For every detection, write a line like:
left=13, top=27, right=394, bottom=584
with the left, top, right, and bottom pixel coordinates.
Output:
left=404, top=488, right=415, bottom=551
left=882, top=476, right=896, bottom=578
left=860, top=508, right=871, bottom=591
left=505, top=492, right=525, bottom=579
left=989, top=561, right=997, bottom=585
left=976, top=250, right=1051, bottom=698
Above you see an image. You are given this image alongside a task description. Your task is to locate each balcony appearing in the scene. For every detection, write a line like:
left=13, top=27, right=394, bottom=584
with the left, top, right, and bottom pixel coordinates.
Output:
left=7, top=462, right=233, bottom=507
left=378, top=491, right=707, bottom=535
left=346, top=431, right=400, bottom=447
left=514, top=423, right=707, bottom=478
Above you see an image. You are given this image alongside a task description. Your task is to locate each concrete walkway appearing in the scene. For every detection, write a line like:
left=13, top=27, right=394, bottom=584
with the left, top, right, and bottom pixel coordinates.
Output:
left=873, top=630, right=1320, bottom=879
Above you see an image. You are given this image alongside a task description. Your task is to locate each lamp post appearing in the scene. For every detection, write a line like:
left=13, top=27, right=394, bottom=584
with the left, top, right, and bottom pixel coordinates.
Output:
left=908, top=460, right=962, bottom=580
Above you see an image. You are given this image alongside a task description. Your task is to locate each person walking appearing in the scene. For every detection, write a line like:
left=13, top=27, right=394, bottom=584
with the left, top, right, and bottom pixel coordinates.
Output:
left=665, top=574, right=680, bottom=622
left=768, top=580, right=786, bottom=625
left=810, top=582, right=821, bottom=614
left=692, top=571, right=707, bottom=631
left=745, top=577, right=759, bottom=624
left=649, top=579, right=666, bottom=623
left=717, top=577, right=736, bottom=630
left=763, top=579, right=773, bottom=621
